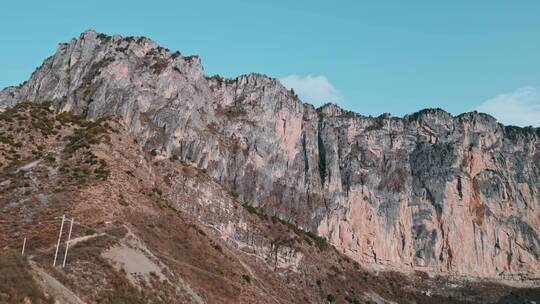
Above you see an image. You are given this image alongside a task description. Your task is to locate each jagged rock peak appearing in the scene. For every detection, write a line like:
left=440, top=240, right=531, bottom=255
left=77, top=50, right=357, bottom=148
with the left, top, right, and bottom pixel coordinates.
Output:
left=72, top=31, right=285, bottom=91
left=0, top=29, right=538, bottom=133
left=68, top=29, right=203, bottom=73
left=405, top=107, right=452, bottom=121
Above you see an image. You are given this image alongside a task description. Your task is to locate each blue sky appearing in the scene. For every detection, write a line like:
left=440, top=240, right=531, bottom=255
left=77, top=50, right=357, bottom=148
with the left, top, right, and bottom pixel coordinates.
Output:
left=1, top=1, right=539, bottom=126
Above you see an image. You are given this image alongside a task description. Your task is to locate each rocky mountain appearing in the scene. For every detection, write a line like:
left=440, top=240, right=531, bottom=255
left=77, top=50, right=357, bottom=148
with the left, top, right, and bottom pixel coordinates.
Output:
left=0, top=102, right=537, bottom=304
left=0, top=30, right=539, bottom=302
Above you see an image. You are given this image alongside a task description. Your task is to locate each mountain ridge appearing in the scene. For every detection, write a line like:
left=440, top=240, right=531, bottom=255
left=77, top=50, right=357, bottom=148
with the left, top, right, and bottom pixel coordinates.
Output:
left=3, top=102, right=538, bottom=303
left=3, top=29, right=539, bottom=131
left=1, top=30, right=539, bottom=281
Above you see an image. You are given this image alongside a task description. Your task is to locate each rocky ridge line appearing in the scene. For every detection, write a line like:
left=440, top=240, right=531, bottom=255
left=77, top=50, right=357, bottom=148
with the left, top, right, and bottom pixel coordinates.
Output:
left=1, top=30, right=539, bottom=280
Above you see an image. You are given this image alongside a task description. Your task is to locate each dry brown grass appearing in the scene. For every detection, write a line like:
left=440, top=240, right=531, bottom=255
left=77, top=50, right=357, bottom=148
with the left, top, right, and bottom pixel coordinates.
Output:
left=0, top=250, right=52, bottom=304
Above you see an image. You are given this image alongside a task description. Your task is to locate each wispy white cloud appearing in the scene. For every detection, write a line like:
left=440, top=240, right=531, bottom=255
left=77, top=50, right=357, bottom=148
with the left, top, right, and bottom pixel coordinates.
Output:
left=279, top=74, right=342, bottom=106
left=476, top=86, right=540, bottom=127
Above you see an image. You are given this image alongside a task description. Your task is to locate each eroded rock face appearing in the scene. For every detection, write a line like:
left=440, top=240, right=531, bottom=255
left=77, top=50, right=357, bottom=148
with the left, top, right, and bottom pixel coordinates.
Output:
left=316, top=107, right=540, bottom=279
left=1, top=30, right=539, bottom=279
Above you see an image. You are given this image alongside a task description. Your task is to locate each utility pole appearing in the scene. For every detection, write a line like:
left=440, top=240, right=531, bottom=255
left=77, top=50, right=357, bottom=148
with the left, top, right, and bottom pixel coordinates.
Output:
left=62, top=218, right=74, bottom=268
left=53, top=215, right=65, bottom=267
left=21, top=237, right=26, bottom=256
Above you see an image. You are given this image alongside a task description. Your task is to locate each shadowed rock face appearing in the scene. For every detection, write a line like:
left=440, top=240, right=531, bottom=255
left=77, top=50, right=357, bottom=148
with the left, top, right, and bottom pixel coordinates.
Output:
left=1, top=30, right=539, bottom=279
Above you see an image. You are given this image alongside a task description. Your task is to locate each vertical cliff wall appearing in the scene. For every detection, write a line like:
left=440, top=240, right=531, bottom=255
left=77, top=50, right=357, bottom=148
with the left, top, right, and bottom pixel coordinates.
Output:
left=1, top=30, right=538, bottom=278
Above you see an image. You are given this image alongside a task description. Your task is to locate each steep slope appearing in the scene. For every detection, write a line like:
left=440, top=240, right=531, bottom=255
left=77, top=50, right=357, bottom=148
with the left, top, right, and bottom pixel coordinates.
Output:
left=1, top=30, right=539, bottom=280
left=1, top=102, right=539, bottom=303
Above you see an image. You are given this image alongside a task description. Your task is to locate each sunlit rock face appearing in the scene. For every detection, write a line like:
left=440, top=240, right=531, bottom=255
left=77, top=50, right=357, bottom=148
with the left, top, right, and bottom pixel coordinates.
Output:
left=316, top=107, right=539, bottom=278
left=2, top=30, right=539, bottom=279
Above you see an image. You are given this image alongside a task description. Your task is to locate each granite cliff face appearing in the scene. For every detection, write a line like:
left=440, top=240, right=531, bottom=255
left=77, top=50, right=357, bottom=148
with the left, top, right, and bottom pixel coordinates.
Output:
left=1, top=30, right=539, bottom=280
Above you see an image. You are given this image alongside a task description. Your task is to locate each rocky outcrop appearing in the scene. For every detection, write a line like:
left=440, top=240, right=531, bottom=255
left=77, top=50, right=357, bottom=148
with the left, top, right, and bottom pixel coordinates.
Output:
left=1, top=30, right=539, bottom=279
left=316, top=107, right=539, bottom=279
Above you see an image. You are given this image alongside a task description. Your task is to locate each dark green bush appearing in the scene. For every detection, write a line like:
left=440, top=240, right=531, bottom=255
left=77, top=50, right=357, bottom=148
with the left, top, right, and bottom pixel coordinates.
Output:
left=241, top=274, right=251, bottom=283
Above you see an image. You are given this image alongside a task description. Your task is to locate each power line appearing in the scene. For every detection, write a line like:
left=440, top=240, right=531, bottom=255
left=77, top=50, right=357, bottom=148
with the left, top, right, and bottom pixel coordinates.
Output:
left=52, top=214, right=65, bottom=267
left=21, top=237, right=26, bottom=255
left=42, top=216, right=290, bottom=304
left=62, top=218, right=74, bottom=268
